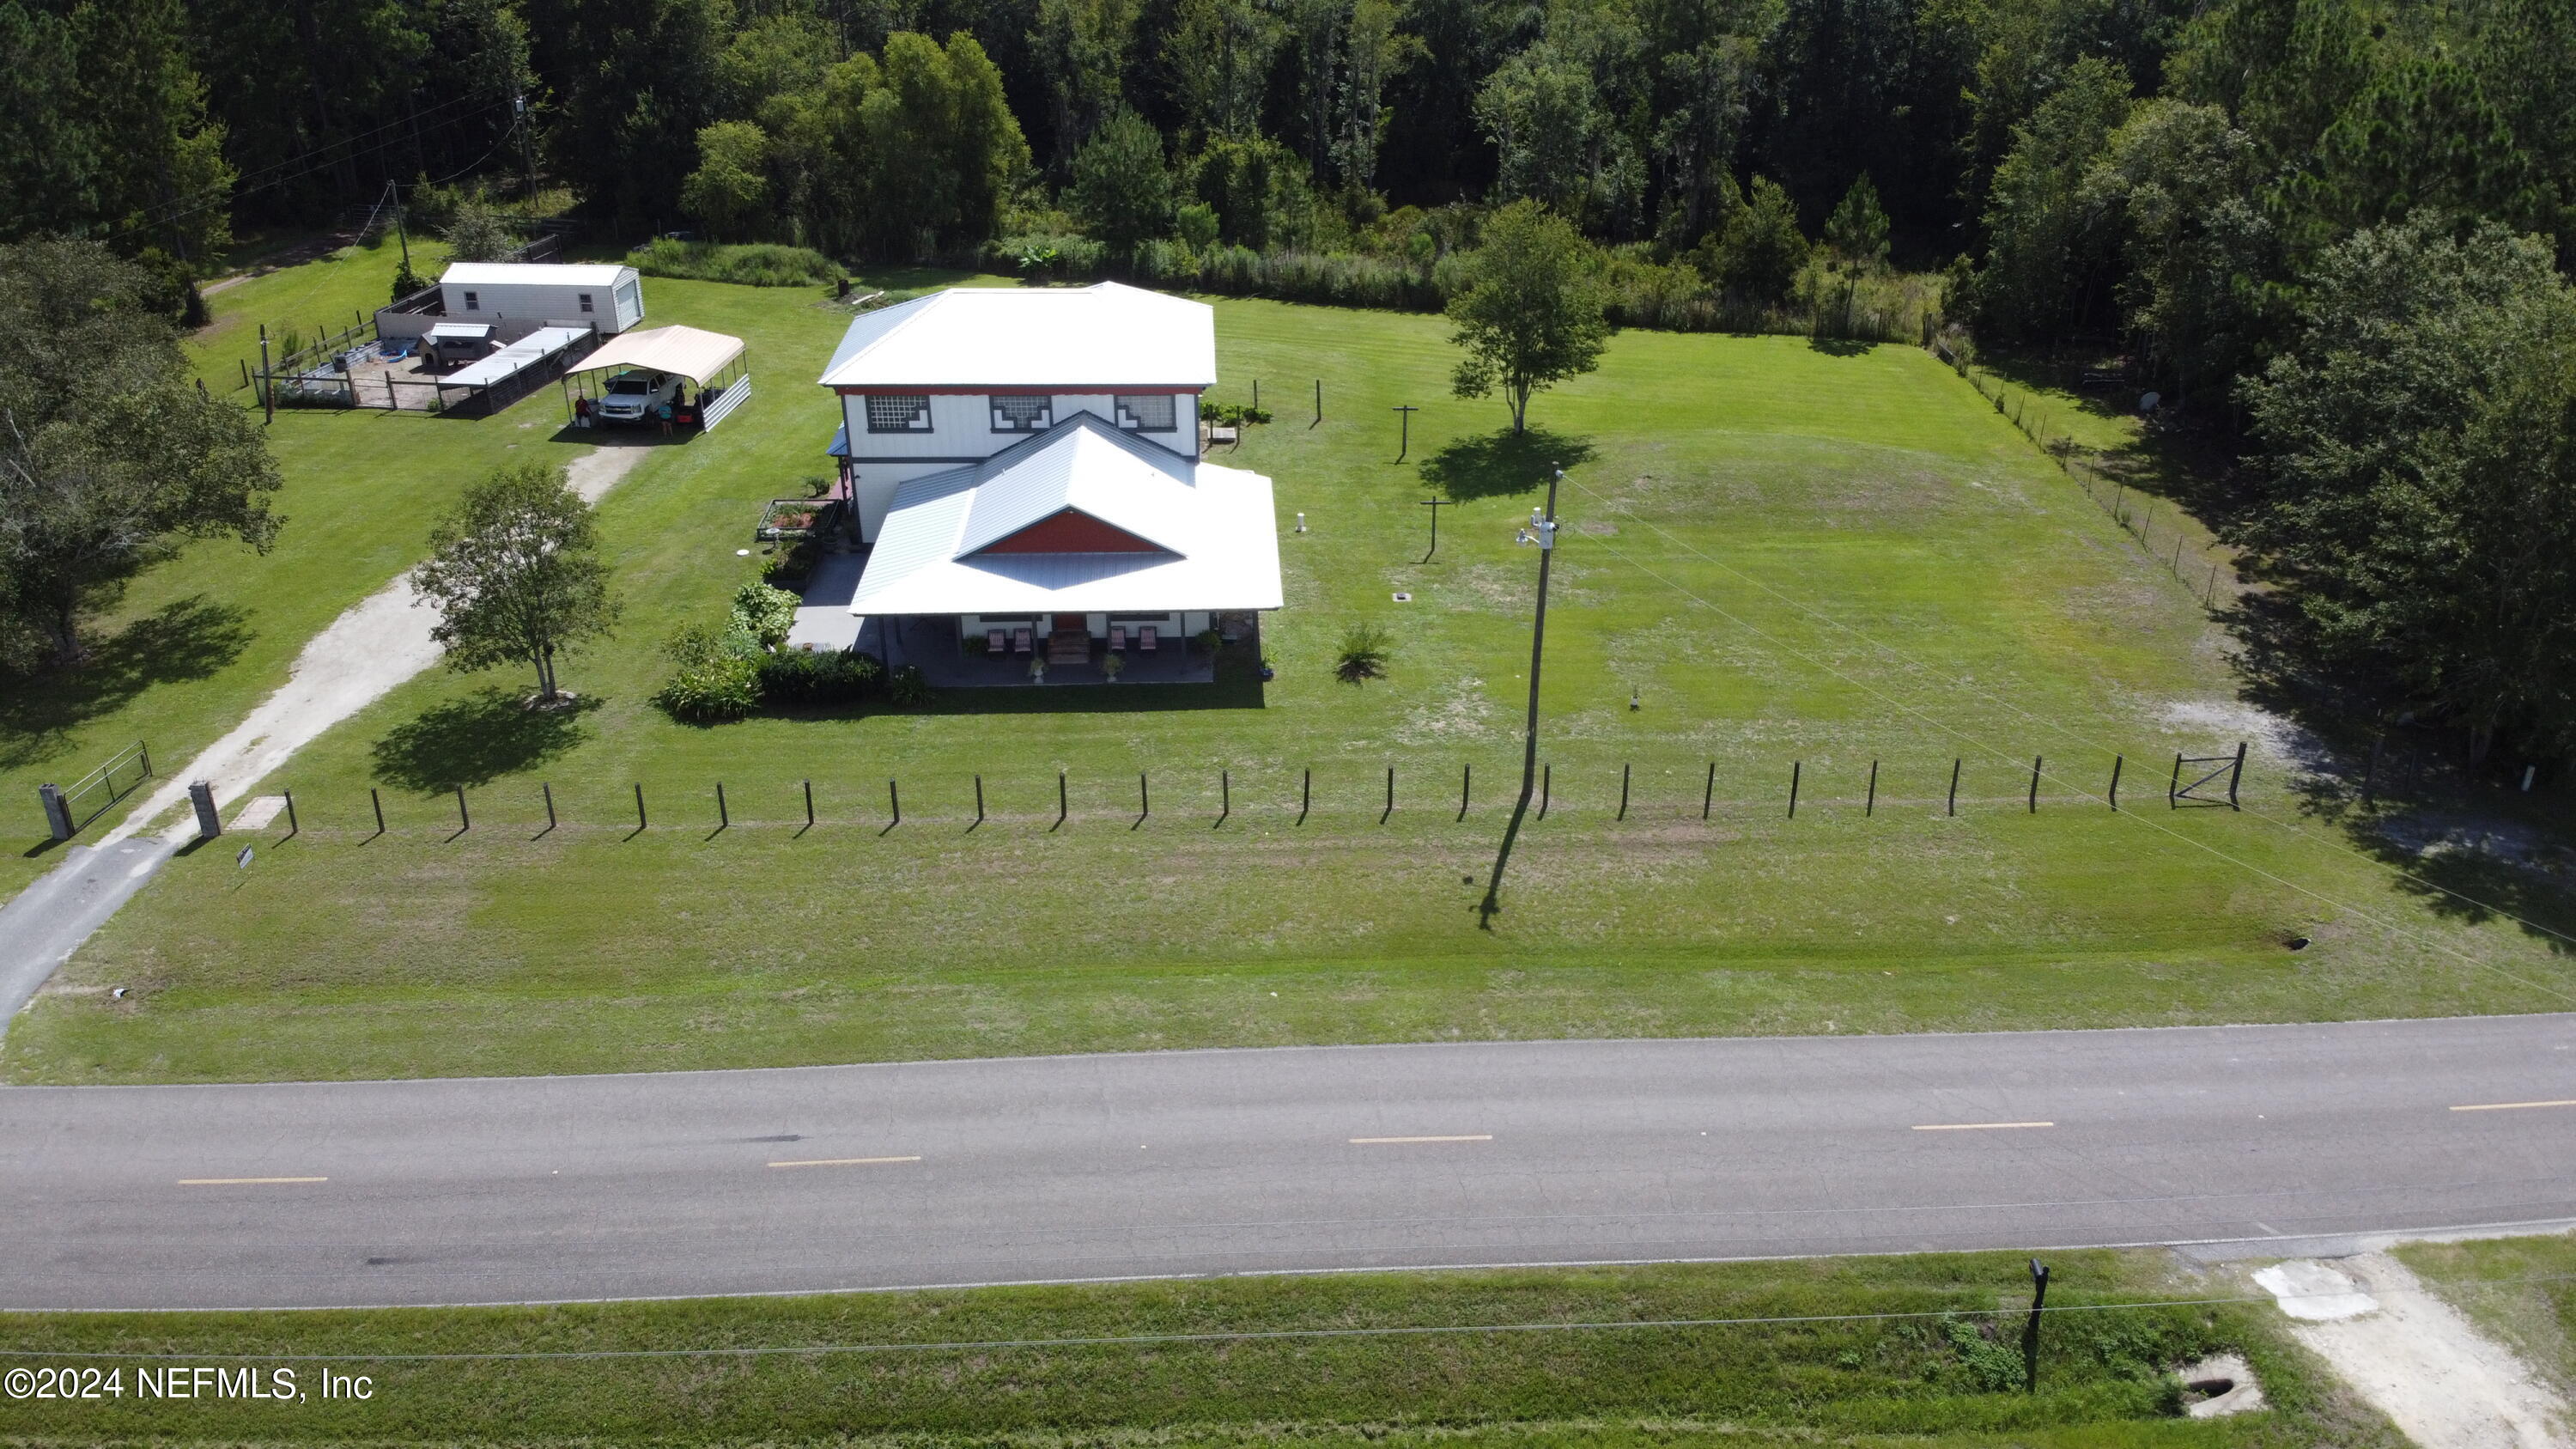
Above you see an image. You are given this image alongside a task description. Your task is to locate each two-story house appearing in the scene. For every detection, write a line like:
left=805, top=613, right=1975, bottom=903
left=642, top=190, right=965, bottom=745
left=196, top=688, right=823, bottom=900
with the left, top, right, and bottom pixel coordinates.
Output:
left=818, top=283, right=1283, bottom=676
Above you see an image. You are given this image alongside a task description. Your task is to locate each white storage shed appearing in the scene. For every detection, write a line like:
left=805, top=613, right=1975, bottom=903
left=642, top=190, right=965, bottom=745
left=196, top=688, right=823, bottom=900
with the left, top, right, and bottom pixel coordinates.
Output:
left=437, top=263, right=646, bottom=336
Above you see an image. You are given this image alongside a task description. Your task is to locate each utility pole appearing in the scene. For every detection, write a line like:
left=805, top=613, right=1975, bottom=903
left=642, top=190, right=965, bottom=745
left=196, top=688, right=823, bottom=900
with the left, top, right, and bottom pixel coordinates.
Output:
left=1392, top=404, right=1418, bottom=461
left=390, top=180, right=411, bottom=277
left=514, top=86, right=538, bottom=205
left=1479, top=466, right=1562, bottom=924
left=1417, top=497, right=1453, bottom=562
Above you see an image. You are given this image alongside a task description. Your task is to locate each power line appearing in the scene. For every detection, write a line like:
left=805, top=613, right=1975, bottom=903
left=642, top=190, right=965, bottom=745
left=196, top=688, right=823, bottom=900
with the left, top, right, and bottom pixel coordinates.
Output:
left=103, top=90, right=519, bottom=247
left=1552, top=489, right=2576, bottom=1008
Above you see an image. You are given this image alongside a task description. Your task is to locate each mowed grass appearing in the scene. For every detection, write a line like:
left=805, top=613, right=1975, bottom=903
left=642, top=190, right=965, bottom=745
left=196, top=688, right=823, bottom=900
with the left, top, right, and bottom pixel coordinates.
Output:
left=0, top=232, right=582, bottom=903
left=2394, top=1232, right=2576, bottom=1400
left=0, top=1251, right=2401, bottom=1447
left=9, top=286, right=2574, bottom=1082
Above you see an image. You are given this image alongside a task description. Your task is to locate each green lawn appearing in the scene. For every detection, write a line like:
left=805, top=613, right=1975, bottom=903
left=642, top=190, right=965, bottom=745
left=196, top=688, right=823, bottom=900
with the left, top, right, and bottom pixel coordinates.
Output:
left=0, top=232, right=590, bottom=904
left=0, top=1251, right=2398, bottom=1447
left=9, top=279, right=2573, bottom=1083
left=2394, top=1232, right=2576, bottom=1402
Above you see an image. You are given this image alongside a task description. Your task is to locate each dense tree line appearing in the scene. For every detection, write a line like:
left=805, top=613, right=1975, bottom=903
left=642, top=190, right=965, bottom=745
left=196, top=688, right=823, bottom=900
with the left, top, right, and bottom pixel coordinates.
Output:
left=3, top=0, right=2572, bottom=757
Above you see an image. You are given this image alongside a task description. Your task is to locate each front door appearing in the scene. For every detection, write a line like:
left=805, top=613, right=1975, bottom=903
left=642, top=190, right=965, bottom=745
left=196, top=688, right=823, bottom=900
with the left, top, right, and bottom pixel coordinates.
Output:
left=1053, top=613, right=1085, bottom=634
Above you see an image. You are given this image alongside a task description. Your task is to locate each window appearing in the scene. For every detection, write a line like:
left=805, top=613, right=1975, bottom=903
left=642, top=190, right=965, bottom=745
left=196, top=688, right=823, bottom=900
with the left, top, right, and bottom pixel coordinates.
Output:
left=989, top=395, right=1054, bottom=432
left=462, top=290, right=480, bottom=311
left=578, top=293, right=595, bottom=314
left=865, top=394, right=933, bottom=433
left=1115, top=394, right=1178, bottom=433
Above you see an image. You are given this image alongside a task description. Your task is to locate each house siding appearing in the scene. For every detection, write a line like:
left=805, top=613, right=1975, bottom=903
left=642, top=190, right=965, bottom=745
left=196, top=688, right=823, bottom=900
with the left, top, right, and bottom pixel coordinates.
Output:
left=837, top=390, right=1199, bottom=542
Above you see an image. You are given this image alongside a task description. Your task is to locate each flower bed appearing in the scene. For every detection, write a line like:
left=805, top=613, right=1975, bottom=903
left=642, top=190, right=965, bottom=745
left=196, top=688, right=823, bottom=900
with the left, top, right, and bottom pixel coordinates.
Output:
left=755, top=497, right=841, bottom=541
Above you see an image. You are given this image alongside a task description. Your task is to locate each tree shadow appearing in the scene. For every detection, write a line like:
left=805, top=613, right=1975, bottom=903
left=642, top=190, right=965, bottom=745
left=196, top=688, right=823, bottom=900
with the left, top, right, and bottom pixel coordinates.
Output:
left=1804, top=336, right=1873, bottom=357
left=369, top=687, right=596, bottom=794
left=0, top=596, right=255, bottom=772
left=1419, top=429, right=1599, bottom=501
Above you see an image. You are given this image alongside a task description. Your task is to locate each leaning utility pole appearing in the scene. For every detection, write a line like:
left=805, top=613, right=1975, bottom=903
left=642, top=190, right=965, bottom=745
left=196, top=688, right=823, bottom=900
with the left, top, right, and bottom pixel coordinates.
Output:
left=1479, top=465, right=1563, bottom=924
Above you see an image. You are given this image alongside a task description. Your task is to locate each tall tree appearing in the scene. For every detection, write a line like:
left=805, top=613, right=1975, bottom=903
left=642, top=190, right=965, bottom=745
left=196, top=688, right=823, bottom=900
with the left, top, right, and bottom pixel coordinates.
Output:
left=1447, top=200, right=1613, bottom=433
left=0, top=0, right=234, bottom=267
left=1030, top=0, right=1141, bottom=172
left=2082, top=97, right=2277, bottom=398
left=681, top=120, right=775, bottom=240
left=414, top=463, right=619, bottom=705
left=1067, top=108, right=1176, bottom=248
left=1973, top=52, right=2130, bottom=344
left=1705, top=174, right=1808, bottom=301
left=186, top=0, right=429, bottom=222
left=1165, top=0, right=1284, bottom=143
left=1823, top=172, right=1890, bottom=264
left=539, top=0, right=727, bottom=231
left=0, top=241, right=280, bottom=668
left=817, top=31, right=1032, bottom=259
left=1331, top=0, right=1414, bottom=195
left=2237, top=216, right=2576, bottom=763
left=1649, top=35, right=1751, bottom=249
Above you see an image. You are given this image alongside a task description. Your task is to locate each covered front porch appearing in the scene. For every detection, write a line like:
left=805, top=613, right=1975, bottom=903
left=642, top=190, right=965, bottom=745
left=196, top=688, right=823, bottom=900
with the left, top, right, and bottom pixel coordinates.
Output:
left=875, top=612, right=1255, bottom=687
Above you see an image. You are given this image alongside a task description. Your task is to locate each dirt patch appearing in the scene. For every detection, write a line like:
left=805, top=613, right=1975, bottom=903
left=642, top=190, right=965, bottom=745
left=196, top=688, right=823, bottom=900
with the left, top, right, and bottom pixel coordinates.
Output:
left=2257, top=1255, right=2571, bottom=1448
left=2161, top=698, right=2328, bottom=770
left=2370, top=814, right=2576, bottom=882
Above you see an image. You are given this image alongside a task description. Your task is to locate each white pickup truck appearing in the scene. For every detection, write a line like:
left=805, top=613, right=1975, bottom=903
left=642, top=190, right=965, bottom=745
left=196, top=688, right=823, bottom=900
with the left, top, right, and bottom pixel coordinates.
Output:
left=594, top=370, right=681, bottom=424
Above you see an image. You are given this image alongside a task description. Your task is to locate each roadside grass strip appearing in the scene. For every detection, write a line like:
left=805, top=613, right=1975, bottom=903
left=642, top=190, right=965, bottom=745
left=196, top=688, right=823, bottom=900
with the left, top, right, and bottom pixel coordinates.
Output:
left=0, top=1250, right=2409, bottom=1446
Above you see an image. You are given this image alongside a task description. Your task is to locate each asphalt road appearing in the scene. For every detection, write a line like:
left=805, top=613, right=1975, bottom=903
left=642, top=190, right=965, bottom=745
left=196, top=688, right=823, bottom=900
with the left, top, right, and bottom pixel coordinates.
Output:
left=0, top=838, right=177, bottom=1040
left=8, top=1014, right=2576, bottom=1311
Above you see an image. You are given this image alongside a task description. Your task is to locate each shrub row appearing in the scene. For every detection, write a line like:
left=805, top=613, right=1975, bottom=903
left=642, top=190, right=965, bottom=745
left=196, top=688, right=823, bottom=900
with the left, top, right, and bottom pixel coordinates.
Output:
left=982, top=235, right=1942, bottom=344
left=654, top=582, right=893, bottom=721
left=627, top=239, right=842, bottom=288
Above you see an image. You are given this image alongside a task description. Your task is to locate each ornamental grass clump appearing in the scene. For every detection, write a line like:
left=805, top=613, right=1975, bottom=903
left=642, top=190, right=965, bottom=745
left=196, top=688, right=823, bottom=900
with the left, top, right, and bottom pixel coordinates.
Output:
left=1334, top=622, right=1391, bottom=683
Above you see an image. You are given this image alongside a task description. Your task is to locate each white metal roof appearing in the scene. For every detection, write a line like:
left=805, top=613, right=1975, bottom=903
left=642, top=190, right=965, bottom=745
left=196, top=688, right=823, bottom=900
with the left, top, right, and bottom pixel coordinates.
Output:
left=566, top=324, right=744, bottom=384
left=426, top=321, right=494, bottom=338
left=848, top=417, right=1280, bottom=616
left=440, top=326, right=592, bottom=389
left=957, top=417, right=1195, bottom=555
left=440, top=262, right=638, bottom=288
left=818, top=283, right=1216, bottom=390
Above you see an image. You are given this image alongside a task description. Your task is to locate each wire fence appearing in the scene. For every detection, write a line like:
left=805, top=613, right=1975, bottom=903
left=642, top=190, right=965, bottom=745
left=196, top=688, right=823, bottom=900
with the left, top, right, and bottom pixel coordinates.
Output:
left=1929, top=343, right=2232, bottom=606
left=197, top=746, right=2261, bottom=843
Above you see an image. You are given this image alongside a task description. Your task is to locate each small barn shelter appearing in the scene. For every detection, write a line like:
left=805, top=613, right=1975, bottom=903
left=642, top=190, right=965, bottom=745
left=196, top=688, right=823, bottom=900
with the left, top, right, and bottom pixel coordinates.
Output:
left=562, top=324, right=752, bottom=429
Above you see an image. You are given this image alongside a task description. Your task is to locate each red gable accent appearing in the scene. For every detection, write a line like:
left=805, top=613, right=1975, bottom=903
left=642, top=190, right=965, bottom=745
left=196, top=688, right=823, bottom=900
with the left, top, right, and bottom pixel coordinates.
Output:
left=975, top=508, right=1169, bottom=555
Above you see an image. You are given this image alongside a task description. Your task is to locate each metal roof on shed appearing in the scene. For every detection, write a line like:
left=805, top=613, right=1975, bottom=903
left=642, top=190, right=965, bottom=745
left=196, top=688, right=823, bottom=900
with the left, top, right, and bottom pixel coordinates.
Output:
left=440, top=262, right=638, bottom=287
left=440, top=326, right=592, bottom=389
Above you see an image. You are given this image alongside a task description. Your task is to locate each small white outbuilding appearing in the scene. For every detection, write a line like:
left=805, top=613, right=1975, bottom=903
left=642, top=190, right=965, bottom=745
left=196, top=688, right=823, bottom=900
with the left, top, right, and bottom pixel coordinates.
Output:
left=437, top=263, right=646, bottom=335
